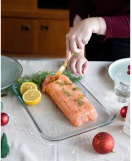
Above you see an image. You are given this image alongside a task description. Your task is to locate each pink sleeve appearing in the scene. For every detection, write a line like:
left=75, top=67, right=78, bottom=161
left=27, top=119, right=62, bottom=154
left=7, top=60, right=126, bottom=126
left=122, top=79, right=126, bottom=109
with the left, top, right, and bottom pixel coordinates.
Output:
left=103, top=14, right=130, bottom=39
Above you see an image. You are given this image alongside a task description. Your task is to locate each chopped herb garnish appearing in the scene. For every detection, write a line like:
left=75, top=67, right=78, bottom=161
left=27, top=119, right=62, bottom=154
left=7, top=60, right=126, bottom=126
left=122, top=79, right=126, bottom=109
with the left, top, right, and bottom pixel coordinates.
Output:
left=56, top=81, right=72, bottom=86
left=72, top=87, right=78, bottom=91
left=56, top=82, right=63, bottom=86
left=63, top=70, right=82, bottom=83
left=63, top=81, right=72, bottom=86
left=62, top=88, right=71, bottom=97
left=75, top=96, right=85, bottom=106
left=12, top=69, right=82, bottom=96
left=77, top=100, right=84, bottom=106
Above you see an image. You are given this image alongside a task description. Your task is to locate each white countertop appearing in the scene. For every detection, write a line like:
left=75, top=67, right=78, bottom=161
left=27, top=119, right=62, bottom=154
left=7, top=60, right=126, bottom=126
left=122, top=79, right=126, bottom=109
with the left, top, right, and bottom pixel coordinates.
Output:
left=1, top=59, right=130, bottom=161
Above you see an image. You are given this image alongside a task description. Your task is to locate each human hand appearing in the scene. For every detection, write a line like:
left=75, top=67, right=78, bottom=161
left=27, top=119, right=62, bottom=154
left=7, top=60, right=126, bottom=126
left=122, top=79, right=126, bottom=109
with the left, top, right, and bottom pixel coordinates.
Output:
left=66, top=17, right=106, bottom=59
left=67, top=53, right=88, bottom=75
left=66, top=18, right=94, bottom=60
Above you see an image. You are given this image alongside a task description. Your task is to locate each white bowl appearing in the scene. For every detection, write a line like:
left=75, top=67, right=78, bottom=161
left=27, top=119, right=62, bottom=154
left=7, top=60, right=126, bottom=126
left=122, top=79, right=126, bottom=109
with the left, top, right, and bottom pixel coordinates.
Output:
left=108, top=58, right=130, bottom=81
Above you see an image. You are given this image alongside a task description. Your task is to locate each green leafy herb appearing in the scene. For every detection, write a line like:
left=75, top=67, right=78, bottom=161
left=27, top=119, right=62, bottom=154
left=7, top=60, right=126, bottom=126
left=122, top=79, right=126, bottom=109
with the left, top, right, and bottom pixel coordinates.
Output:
left=56, top=82, right=64, bottom=86
left=62, top=88, right=71, bottom=97
left=75, top=96, right=85, bottom=106
left=15, top=71, right=54, bottom=91
left=63, top=81, right=72, bottom=86
left=63, top=70, right=82, bottom=83
left=72, top=87, right=78, bottom=91
left=56, top=80, right=72, bottom=86
left=12, top=69, right=82, bottom=95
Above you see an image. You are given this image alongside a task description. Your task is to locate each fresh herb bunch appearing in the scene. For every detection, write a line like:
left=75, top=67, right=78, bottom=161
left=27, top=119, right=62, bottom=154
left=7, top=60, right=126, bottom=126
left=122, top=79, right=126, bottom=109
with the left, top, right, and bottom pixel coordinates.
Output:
left=63, top=70, right=82, bottom=83
left=13, top=70, right=82, bottom=95
left=13, top=71, right=53, bottom=95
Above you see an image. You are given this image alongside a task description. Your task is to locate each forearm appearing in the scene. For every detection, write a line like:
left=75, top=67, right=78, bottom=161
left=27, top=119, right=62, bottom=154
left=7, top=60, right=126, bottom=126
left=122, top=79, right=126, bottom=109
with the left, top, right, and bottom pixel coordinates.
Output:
left=92, top=17, right=107, bottom=35
left=82, top=17, right=107, bottom=36
left=72, top=15, right=130, bottom=38
left=72, top=16, right=106, bottom=35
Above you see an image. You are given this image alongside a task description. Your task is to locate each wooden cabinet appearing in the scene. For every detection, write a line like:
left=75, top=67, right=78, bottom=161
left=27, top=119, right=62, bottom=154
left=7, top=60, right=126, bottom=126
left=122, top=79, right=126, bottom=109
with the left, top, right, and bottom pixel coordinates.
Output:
left=1, top=18, right=36, bottom=54
left=36, top=19, right=69, bottom=57
left=1, top=0, right=37, bottom=10
left=1, top=1, right=69, bottom=58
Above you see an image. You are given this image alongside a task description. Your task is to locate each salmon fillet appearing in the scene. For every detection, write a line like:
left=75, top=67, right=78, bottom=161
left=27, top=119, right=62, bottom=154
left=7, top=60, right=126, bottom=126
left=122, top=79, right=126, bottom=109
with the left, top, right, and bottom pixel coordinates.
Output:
left=41, top=75, right=98, bottom=126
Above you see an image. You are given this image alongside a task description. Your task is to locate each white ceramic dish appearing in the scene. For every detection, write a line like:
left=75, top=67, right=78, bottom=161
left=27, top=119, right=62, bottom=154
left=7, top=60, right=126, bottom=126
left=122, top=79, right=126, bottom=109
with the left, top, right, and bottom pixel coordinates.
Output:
left=108, top=58, right=130, bottom=81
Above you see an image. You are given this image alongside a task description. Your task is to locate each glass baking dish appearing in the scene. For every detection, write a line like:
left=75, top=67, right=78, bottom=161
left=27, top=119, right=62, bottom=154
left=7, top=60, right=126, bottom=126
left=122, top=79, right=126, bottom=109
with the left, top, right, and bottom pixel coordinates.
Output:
left=12, top=80, right=116, bottom=141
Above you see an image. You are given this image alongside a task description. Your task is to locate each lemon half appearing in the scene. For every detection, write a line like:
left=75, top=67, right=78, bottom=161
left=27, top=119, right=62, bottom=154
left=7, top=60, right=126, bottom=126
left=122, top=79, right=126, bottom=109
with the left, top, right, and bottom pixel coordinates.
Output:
left=20, top=82, right=38, bottom=94
left=22, top=89, right=41, bottom=105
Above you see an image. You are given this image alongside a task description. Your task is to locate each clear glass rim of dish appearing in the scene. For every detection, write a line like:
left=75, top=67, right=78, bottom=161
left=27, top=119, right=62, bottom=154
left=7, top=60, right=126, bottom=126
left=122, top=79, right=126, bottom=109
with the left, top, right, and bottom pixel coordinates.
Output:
left=12, top=79, right=117, bottom=141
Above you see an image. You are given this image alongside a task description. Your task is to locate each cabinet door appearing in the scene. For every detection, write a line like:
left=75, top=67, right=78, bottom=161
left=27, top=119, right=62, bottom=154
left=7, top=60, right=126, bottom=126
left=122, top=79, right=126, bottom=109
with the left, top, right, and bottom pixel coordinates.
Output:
left=1, top=18, right=36, bottom=54
left=36, top=20, right=69, bottom=58
left=1, top=0, right=37, bottom=10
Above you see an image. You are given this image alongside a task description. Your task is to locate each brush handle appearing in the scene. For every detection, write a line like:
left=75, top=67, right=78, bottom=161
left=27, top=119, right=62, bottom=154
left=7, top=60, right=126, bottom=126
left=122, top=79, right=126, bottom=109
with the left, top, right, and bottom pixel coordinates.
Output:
left=54, top=53, right=74, bottom=80
left=62, top=52, right=74, bottom=68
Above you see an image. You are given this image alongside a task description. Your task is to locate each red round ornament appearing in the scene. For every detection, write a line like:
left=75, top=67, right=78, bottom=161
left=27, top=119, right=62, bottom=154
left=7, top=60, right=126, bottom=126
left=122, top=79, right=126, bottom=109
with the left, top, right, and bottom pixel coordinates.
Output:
left=1, top=113, right=9, bottom=126
left=92, top=132, right=114, bottom=154
left=128, top=65, right=130, bottom=70
left=127, top=70, right=130, bottom=75
left=120, top=106, right=128, bottom=118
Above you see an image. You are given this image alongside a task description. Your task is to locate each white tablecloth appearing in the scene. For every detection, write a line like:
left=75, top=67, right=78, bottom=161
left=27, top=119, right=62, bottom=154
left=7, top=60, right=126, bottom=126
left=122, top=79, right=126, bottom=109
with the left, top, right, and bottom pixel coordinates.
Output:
left=1, top=59, right=130, bottom=161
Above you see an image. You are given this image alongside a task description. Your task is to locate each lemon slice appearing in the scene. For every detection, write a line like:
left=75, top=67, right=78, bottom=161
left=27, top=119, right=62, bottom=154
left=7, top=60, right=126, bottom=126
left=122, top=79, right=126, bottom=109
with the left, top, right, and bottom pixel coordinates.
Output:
left=22, top=89, right=41, bottom=105
left=20, top=82, right=38, bottom=94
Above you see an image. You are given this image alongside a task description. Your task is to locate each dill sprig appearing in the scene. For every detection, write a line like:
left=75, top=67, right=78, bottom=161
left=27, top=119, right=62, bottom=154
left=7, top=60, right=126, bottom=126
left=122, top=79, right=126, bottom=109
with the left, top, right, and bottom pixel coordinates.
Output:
left=56, top=80, right=72, bottom=86
left=15, top=71, right=54, bottom=91
left=63, top=70, right=82, bottom=83
left=12, top=69, right=82, bottom=95
left=75, top=96, right=85, bottom=106
left=63, top=81, right=72, bottom=86
left=72, top=87, right=78, bottom=91
left=56, top=82, right=64, bottom=86
left=62, top=88, right=71, bottom=97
